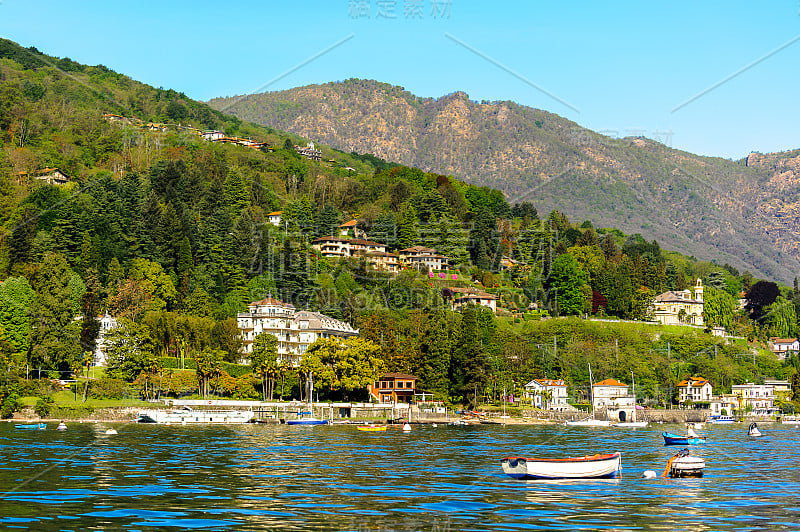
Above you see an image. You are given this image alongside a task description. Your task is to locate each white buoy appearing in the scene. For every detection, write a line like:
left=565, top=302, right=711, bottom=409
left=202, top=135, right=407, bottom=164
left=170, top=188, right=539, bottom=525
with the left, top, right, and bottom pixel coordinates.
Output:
left=641, top=470, right=657, bottom=479
left=432, top=423, right=438, bottom=428
left=402, top=422, right=412, bottom=432
left=104, top=428, right=118, bottom=435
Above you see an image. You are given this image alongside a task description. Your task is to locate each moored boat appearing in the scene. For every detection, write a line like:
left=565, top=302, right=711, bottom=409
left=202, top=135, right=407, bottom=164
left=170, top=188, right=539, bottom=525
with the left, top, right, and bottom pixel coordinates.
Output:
left=136, top=407, right=253, bottom=424
left=15, top=423, right=46, bottom=430
left=781, top=415, right=800, bottom=425
left=501, top=452, right=622, bottom=480
left=565, top=363, right=612, bottom=427
left=356, top=424, right=386, bottom=432
left=662, top=431, right=706, bottom=445
left=707, top=415, right=735, bottom=424
left=286, top=411, right=328, bottom=425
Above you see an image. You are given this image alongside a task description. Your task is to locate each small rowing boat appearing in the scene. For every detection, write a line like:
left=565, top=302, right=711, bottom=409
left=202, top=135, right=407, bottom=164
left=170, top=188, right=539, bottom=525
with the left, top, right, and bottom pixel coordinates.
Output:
left=356, top=424, right=387, bottom=432
left=662, top=431, right=706, bottom=445
left=15, top=423, right=46, bottom=430
left=501, top=452, right=622, bottom=480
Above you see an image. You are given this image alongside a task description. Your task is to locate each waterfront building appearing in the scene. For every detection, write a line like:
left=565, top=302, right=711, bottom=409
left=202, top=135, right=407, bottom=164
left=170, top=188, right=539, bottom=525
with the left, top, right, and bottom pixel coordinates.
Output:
left=592, top=378, right=636, bottom=421
left=368, top=373, right=418, bottom=403
left=677, top=377, right=713, bottom=405
left=237, top=296, right=358, bottom=366
left=731, top=382, right=776, bottom=412
left=523, top=378, right=569, bottom=410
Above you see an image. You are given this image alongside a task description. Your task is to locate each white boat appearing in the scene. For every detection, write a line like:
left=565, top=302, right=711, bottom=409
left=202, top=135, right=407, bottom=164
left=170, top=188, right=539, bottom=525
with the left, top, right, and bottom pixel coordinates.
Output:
left=287, top=374, right=328, bottom=426
left=782, top=415, right=800, bottom=425
left=614, top=371, right=648, bottom=428
left=565, top=363, right=612, bottom=427
left=707, top=415, right=735, bottom=424
left=136, top=406, right=253, bottom=424
left=502, top=452, right=622, bottom=480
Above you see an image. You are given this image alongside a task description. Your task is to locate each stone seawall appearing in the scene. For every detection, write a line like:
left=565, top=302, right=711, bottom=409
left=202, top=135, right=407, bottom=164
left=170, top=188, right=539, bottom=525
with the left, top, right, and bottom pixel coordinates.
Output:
left=523, top=409, right=711, bottom=424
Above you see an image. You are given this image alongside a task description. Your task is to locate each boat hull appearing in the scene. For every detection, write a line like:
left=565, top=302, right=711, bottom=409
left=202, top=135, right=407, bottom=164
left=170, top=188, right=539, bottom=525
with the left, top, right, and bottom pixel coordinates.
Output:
left=707, top=416, right=735, bottom=424
left=565, top=419, right=612, bottom=427
left=15, top=423, right=46, bottom=430
left=136, top=410, right=253, bottom=424
left=502, top=452, right=622, bottom=480
left=662, top=432, right=706, bottom=445
left=356, top=425, right=386, bottom=432
left=286, top=419, right=328, bottom=425
left=614, top=422, right=649, bottom=428
left=669, top=456, right=705, bottom=478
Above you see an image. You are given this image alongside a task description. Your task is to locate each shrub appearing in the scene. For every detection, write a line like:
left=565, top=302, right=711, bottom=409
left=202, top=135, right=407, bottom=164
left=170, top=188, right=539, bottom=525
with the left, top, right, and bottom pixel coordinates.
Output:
left=34, top=396, right=54, bottom=418
left=1, top=393, right=19, bottom=418
left=88, top=378, right=131, bottom=400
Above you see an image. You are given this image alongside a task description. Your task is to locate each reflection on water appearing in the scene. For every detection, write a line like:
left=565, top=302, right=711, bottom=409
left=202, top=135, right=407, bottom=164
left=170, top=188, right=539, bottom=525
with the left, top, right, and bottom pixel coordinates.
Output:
left=0, top=422, right=799, bottom=530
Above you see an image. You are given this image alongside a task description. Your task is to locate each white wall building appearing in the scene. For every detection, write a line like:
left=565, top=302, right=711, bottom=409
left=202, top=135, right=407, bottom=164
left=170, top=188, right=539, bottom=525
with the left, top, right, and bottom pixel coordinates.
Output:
left=593, top=378, right=636, bottom=422
left=94, top=312, right=118, bottom=367
left=677, top=377, right=713, bottom=405
left=237, top=296, right=358, bottom=366
left=524, top=378, right=569, bottom=411
left=732, top=382, right=776, bottom=411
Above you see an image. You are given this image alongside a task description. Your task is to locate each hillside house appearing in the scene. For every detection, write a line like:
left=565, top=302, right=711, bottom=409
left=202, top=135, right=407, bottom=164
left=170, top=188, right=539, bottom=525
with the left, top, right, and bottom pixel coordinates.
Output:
left=94, top=313, right=118, bottom=367
left=20, top=167, right=70, bottom=185
left=441, top=287, right=498, bottom=313
left=653, top=279, right=704, bottom=326
left=268, top=211, right=282, bottom=227
left=202, top=130, right=225, bottom=141
left=398, top=246, right=449, bottom=271
left=768, top=338, right=799, bottom=360
left=295, top=142, right=321, bottom=161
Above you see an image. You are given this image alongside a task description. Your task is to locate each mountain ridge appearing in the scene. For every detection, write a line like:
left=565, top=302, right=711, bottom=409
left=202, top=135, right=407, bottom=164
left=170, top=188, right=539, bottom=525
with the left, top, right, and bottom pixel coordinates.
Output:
left=208, top=78, right=800, bottom=283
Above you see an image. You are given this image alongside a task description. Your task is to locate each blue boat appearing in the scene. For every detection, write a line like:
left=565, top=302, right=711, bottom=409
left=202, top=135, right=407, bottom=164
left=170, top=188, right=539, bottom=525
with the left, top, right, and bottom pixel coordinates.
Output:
left=15, top=423, right=46, bottom=430
left=663, top=431, right=705, bottom=445
left=286, top=411, right=328, bottom=426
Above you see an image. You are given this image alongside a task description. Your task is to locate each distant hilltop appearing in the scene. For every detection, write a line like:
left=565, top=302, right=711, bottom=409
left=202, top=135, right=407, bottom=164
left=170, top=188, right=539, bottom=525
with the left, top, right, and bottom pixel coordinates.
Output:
left=209, top=79, right=800, bottom=283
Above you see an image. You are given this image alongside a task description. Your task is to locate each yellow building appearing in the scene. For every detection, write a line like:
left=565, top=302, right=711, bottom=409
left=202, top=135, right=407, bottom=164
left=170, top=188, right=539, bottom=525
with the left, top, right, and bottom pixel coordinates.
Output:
left=653, top=279, right=704, bottom=326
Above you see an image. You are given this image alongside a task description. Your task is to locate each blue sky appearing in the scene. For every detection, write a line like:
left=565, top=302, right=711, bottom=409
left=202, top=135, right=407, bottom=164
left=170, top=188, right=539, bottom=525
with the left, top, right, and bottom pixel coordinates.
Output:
left=1, top=0, right=799, bottom=159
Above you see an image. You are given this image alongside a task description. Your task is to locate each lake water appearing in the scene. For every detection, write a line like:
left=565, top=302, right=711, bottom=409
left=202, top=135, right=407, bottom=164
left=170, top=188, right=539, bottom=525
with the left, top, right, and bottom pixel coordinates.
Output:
left=0, top=421, right=798, bottom=531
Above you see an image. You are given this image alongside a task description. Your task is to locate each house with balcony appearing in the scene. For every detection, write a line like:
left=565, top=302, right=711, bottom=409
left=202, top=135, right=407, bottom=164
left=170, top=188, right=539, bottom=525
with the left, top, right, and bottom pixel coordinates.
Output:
left=398, top=246, right=449, bottom=271
left=236, top=296, right=358, bottom=367
left=768, top=338, right=799, bottom=360
left=731, top=382, right=776, bottom=412
left=653, top=279, right=704, bottom=326
left=368, top=373, right=418, bottom=403
left=677, top=377, right=713, bottom=405
left=524, top=378, right=569, bottom=411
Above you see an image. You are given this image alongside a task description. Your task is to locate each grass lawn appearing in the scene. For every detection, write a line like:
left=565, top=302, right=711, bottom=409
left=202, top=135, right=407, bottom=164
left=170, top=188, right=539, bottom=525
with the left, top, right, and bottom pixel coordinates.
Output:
left=47, top=390, right=151, bottom=408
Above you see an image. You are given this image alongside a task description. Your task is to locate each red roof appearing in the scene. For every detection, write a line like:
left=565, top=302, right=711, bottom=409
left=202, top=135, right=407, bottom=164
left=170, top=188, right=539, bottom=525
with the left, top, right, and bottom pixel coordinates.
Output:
left=593, top=378, right=627, bottom=387
left=339, top=220, right=358, bottom=227
left=677, top=377, right=709, bottom=387
left=379, top=373, right=418, bottom=380
left=249, top=297, right=294, bottom=308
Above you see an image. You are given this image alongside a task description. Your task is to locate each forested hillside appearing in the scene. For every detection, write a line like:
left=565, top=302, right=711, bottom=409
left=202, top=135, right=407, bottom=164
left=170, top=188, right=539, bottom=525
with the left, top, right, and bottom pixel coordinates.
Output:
left=0, top=38, right=797, bottom=412
left=209, top=78, right=800, bottom=283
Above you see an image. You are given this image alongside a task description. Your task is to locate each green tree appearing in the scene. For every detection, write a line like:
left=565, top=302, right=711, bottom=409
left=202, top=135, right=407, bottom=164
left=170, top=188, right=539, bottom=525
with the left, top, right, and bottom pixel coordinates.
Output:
left=703, top=286, right=737, bottom=330
left=396, top=203, right=419, bottom=249
left=547, top=253, right=588, bottom=316
left=29, top=254, right=81, bottom=374
left=766, top=297, right=797, bottom=338
left=0, top=277, right=35, bottom=366
left=105, top=319, right=156, bottom=381
left=195, top=347, right=224, bottom=398
left=250, top=333, right=279, bottom=401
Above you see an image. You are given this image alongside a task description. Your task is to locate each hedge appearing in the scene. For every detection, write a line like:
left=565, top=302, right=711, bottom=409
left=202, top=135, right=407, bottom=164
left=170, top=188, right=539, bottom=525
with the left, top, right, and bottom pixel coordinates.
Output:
left=158, top=358, right=252, bottom=378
